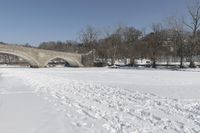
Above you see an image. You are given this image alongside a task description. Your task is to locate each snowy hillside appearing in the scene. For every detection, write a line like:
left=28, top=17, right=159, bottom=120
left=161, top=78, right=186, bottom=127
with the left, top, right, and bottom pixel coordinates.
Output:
left=0, top=68, right=200, bottom=133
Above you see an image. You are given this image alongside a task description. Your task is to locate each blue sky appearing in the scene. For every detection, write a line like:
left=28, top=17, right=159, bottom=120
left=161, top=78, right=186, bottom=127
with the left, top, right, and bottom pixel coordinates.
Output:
left=0, top=0, right=187, bottom=45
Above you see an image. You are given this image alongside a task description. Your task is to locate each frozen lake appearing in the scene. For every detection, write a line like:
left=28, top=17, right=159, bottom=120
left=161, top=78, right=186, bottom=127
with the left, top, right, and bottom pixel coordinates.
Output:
left=0, top=68, right=200, bottom=132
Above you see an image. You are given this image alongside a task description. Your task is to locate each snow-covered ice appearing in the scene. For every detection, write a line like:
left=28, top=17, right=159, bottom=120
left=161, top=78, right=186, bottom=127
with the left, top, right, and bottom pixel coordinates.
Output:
left=0, top=68, right=200, bottom=133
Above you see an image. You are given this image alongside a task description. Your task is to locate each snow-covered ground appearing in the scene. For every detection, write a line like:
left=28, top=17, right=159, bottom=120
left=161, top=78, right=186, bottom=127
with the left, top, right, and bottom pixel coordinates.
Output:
left=0, top=68, right=200, bottom=133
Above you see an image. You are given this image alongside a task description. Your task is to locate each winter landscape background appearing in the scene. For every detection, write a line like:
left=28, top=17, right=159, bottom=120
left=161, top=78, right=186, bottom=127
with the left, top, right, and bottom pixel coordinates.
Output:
left=1, top=0, right=200, bottom=132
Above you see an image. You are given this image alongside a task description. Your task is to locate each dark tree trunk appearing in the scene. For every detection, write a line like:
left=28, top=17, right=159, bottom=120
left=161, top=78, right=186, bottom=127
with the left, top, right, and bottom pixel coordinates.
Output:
left=189, top=60, right=196, bottom=68
left=179, top=41, right=184, bottom=68
left=180, top=56, right=184, bottom=68
left=152, top=59, right=156, bottom=68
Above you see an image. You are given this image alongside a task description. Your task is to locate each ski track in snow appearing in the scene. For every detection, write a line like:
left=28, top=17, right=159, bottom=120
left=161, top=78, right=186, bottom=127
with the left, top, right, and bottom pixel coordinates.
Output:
left=1, top=69, right=200, bottom=133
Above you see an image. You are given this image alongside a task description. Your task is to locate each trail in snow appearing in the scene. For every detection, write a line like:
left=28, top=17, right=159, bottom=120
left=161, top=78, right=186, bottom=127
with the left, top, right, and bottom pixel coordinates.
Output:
left=20, top=67, right=200, bottom=99
left=0, top=76, right=84, bottom=133
left=1, top=68, right=199, bottom=133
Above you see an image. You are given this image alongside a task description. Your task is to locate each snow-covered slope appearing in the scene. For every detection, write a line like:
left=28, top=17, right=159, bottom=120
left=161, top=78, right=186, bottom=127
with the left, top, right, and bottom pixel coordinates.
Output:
left=0, top=68, right=200, bottom=133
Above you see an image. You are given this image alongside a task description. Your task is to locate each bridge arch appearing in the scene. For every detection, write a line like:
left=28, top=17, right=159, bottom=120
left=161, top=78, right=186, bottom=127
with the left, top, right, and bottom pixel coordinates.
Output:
left=0, top=44, right=86, bottom=68
left=44, top=56, right=81, bottom=67
left=0, top=51, right=39, bottom=67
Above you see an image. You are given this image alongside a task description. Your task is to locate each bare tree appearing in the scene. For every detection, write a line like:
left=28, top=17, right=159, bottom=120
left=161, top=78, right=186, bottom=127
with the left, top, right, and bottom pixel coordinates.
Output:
left=149, top=23, right=165, bottom=68
left=120, top=26, right=143, bottom=59
left=167, top=16, right=185, bottom=68
left=184, top=0, right=200, bottom=67
left=99, top=26, right=121, bottom=65
left=99, top=25, right=143, bottom=65
left=79, top=25, right=99, bottom=51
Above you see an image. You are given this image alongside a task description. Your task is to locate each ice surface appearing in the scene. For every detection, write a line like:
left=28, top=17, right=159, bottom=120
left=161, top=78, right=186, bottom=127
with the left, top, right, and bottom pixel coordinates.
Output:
left=0, top=68, right=200, bottom=133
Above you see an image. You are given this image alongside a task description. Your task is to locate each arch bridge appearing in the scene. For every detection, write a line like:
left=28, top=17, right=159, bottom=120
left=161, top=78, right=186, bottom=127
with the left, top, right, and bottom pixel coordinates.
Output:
left=0, top=44, right=94, bottom=67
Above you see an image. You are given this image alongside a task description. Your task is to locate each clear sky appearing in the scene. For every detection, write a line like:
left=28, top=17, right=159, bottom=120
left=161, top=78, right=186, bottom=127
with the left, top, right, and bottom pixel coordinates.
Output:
left=0, top=0, right=187, bottom=46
